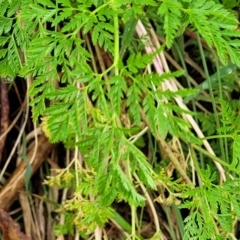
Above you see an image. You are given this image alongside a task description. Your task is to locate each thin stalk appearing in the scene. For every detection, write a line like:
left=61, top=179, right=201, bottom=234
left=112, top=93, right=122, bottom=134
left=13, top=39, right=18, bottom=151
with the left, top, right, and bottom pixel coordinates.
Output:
left=74, top=145, right=80, bottom=189
left=173, top=39, right=205, bottom=168
left=163, top=206, right=177, bottom=240
left=172, top=204, right=184, bottom=239
left=134, top=173, right=161, bottom=233
left=157, top=135, right=193, bottom=186
left=196, top=33, right=225, bottom=163
left=191, top=143, right=230, bottom=169
left=189, top=144, right=204, bottom=181
left=126, top=157, right=136, bottom=239
left=131, top=205, right=136, bottom=240
left=201, top=134, right=232, bottom=140
left=113, top=15, right=119, bottom=76
left=213, top=53, right=229, bottom=163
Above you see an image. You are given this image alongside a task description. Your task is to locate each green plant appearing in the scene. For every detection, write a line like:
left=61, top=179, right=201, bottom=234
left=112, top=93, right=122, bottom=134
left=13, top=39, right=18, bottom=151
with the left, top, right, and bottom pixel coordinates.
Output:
left=1, top=0, right=240, bottom=239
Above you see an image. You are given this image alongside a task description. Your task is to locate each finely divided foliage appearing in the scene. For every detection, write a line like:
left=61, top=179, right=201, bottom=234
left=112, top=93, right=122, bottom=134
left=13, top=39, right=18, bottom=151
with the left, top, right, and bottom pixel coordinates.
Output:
left=1, top=0, right=240, bottom=238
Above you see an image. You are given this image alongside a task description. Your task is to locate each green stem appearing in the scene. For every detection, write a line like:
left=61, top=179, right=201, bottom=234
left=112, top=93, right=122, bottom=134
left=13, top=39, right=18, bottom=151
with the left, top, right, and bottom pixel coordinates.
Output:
left=113, top=15, right=119, bottom=76
left=131, top=205, right=136, bottom=239
left=196, top=33, right=225, bottom=162
left=213, top=53, right=229, bottom=164
left=189, top=144, right=204, bottom=181
left=126, top=152, right=136, bottom=239
left=173, top=39, right=205, bottom=168
left=12, top=35, right=22, bottom=69
left=200, top=134, right=232, bottom=140
left=70, top=3, right=109, bottom=36
left=191, top=143, right=230, bottom=169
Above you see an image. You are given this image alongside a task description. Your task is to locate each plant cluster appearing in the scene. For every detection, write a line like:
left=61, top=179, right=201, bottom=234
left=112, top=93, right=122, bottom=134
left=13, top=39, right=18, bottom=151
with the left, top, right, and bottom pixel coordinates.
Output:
left=1, top=0, right=240, bottom=239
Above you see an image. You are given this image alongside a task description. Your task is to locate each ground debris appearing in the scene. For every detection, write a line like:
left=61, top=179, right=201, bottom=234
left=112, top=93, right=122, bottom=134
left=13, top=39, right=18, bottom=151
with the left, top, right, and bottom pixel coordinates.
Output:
left=0, top=208, right=31, bottom=240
